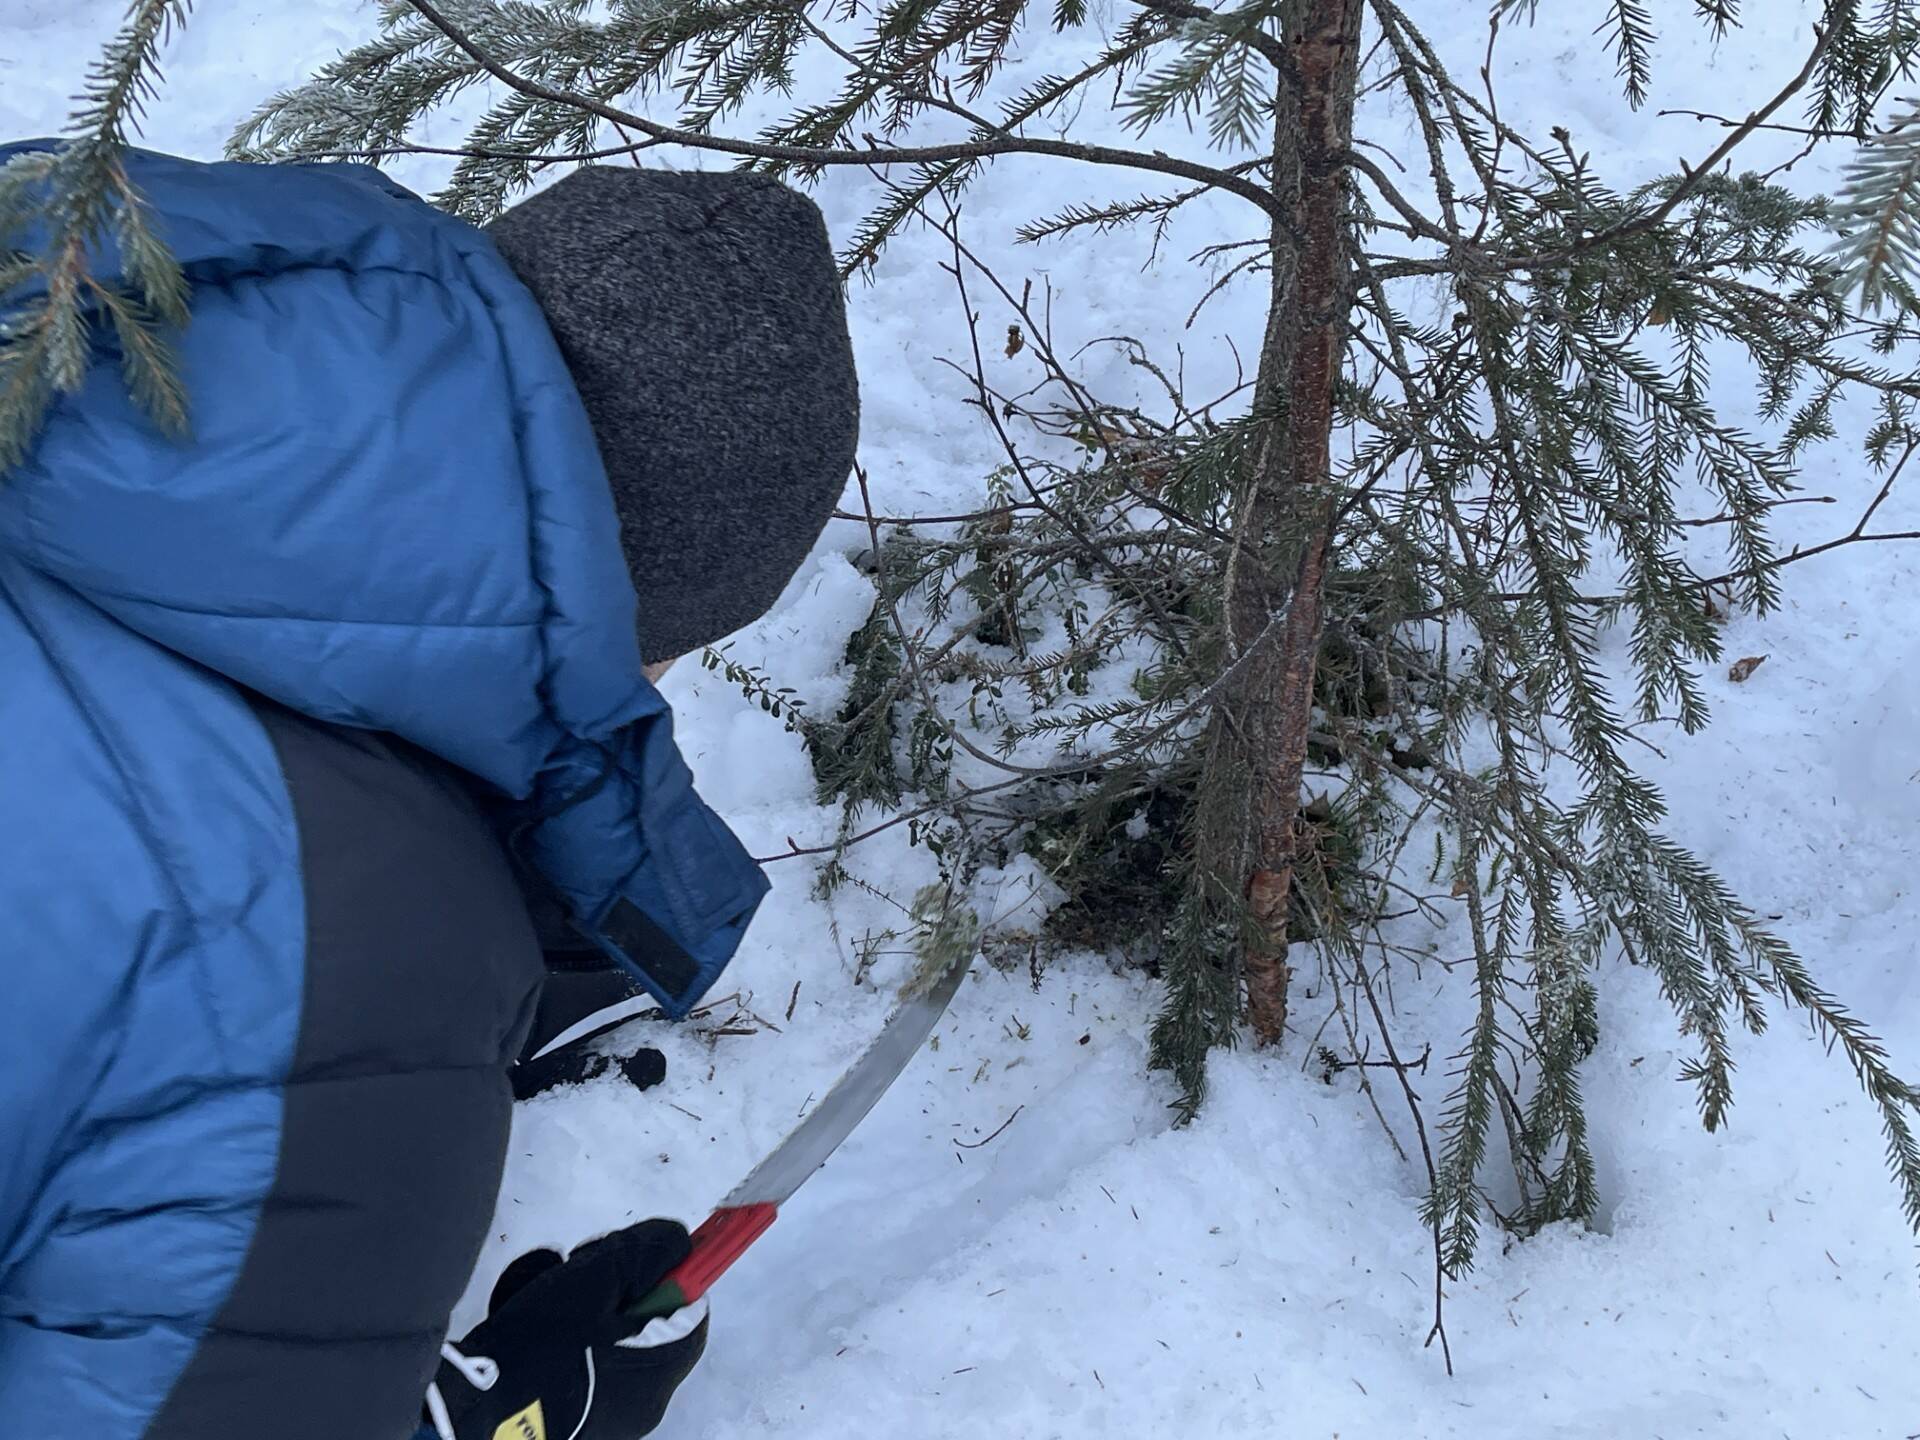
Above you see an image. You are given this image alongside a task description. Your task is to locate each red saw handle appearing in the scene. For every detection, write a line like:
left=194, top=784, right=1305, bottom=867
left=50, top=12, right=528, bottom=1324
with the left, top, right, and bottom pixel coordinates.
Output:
left=627, top=1203, right=778, bottom=1320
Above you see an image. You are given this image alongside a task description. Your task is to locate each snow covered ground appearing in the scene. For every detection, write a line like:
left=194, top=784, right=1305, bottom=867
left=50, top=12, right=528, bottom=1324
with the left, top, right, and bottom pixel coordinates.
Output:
left=5, top=1, right=1918, bottom=1435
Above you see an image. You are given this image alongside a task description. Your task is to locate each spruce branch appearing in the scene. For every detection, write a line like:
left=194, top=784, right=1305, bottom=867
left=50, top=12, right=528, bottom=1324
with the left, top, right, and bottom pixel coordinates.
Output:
left=1601, top=0, right=1656, bottom=107
left=0, top=0, right=193, bottom=475
left=1831, top=98, right=1920, bottom=309
left=1129, top=0, right=1294, bottom=80
left=397, top=0, right=1288, bottom=220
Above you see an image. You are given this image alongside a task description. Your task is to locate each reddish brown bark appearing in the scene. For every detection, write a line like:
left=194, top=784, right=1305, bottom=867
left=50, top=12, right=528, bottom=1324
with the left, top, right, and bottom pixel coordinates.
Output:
left=1223, top=0, right=1363, bottom=1048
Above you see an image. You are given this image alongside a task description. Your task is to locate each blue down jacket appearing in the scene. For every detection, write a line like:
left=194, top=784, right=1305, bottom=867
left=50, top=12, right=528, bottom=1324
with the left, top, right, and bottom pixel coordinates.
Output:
left=0, top=146, right=768, bottom=1434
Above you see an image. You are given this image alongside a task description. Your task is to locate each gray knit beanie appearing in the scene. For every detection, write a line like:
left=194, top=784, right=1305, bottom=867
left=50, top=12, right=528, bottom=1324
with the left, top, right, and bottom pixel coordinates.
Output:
left=487, top=167, right=859, bottom=665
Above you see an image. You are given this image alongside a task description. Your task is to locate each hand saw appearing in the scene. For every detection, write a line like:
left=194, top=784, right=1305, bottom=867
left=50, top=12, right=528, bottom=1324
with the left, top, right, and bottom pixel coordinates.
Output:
left=627, top=956, right=970, bottom=1320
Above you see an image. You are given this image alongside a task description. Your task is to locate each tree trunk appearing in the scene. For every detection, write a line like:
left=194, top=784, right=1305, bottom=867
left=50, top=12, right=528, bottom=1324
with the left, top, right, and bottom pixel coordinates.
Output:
left=1206, top=0, right=1364, bottom=1048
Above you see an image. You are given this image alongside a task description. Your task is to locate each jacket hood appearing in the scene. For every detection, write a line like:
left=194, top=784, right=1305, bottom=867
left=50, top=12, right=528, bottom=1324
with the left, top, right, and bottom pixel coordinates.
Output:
left=1, top=143, right=645, bottom=790
left=0, top=143, right=767, bottom=1016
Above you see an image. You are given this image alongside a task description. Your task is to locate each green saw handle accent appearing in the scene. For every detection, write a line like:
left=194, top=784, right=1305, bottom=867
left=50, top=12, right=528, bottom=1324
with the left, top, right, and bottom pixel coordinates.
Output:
left=628, top=1276, right=690, bottom=1322
left=627, top=1203, right=779, bottom=1321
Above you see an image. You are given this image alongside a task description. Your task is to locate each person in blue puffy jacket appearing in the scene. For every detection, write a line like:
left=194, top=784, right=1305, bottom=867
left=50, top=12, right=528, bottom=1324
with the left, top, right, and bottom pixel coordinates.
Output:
left=0, top=150, right=857, bottom=1440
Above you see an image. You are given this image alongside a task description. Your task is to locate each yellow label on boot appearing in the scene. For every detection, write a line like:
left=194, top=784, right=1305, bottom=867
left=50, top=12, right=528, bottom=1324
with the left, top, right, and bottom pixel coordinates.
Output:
left=493, top=1400, right=547, bottom=1440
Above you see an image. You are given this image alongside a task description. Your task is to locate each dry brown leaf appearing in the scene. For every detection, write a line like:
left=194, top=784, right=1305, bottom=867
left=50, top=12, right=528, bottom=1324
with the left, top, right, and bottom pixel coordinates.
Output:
left=1729, top=654, right=1768, bottom=683
left=1005, top=324, right=1025, bottom=358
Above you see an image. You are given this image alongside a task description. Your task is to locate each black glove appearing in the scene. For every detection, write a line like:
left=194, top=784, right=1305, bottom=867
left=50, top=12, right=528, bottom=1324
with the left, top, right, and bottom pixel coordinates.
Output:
left=423, top=1220, right=708, bottom=1440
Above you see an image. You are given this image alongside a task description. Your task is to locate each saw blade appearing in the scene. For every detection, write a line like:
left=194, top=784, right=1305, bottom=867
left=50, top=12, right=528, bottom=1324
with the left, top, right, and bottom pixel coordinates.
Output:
left=720, top=955, right=970, bottom=1209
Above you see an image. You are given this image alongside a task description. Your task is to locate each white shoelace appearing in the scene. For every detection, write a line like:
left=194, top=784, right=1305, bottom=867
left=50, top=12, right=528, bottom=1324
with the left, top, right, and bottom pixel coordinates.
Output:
left=563, top=1351, right=598, bottom=1440
left=424, top=1341, right=499, bottom=1440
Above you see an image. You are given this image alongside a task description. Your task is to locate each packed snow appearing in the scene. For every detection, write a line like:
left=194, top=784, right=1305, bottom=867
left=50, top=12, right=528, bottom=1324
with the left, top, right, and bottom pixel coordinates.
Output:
left=5, top=1, right=1917, bottom=1435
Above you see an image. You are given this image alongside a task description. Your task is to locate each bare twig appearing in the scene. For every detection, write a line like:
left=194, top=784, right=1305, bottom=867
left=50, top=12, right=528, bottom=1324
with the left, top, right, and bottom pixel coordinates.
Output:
left=936, top=202, right=1198, bottom=658
left=954, top=1104, right=1025, bottom=1148
left=1621, top=27, right=1834, bottom=232
left=1693, top=437, right=1920, bottom=589
left=1656, top=107, right=1862, bottom=142
left=1349, top=949, right=1451, bottom=1376
left=833, top=501, right=1042, bottom=527
left=1346, top=21, right=1835, bottom=281
left=277, top=138, right=664, bottom=163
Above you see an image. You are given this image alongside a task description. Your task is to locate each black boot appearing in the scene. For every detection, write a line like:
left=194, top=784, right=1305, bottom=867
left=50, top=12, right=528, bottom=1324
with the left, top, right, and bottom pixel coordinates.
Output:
left=514, top=959, right=663, bottom=1101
